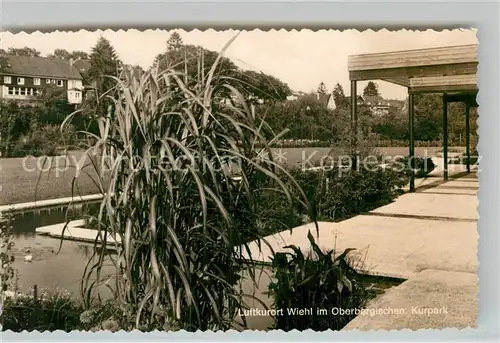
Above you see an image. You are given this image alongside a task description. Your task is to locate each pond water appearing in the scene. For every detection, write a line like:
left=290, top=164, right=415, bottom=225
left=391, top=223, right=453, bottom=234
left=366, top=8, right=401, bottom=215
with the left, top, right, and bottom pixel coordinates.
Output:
left=9, top=202, right=100, bottom=237
left=6, top=202, right=116, bottom=297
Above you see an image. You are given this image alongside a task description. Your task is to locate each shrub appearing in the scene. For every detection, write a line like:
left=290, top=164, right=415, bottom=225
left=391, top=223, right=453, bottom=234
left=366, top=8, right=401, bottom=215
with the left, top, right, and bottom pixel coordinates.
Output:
left=268, top=231, right=375, bottom=331
left=1, top=288, right=83, bottom=332
left=1, top=214, right=16, bottom=295
left=449, top=152, right=479, bottom=165
left=5, top=124, right=75, bottom=157
left=394, top=156, right=436, bottom=178
left=256, top=164, right=408, bottom=237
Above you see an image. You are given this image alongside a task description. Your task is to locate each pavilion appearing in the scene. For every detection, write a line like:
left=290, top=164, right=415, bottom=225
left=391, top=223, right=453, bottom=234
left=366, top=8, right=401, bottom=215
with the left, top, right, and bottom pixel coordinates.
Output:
left=347, top=44, right=478, bottom=192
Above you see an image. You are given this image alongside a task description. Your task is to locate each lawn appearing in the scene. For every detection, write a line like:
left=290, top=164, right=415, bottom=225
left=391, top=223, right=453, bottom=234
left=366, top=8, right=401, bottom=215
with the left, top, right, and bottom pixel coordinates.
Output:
left=0, top=151, right=105, bottom=205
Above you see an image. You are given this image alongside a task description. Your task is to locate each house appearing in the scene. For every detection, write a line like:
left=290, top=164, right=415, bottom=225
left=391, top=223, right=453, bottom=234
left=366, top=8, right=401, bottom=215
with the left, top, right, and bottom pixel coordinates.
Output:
left=0, top=54, right=85, bottom=104
left=326, top=95, right=336, bottom=110
left=345, top=95, right=366, bottom=107
left=363, top=95, right=390, bottom=116
left=316, top=93, right=337, bottom=110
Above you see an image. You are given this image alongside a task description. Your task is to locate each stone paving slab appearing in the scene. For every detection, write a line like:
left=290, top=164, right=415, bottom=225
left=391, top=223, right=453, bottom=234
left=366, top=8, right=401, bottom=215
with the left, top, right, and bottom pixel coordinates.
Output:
left=343, top=269, right=478, bottom=331
left=36, top=223, right=121, bottom=245
left=244, top=216, right=478, bottom=279
left=370, top=193, right=478, bottom=220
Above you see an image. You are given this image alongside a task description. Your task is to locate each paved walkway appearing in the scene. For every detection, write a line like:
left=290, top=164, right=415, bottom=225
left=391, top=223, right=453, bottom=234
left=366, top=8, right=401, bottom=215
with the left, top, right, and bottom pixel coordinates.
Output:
left=344, top=269, right=478, bottom=331
left=242, top=172, right=478, bottom=330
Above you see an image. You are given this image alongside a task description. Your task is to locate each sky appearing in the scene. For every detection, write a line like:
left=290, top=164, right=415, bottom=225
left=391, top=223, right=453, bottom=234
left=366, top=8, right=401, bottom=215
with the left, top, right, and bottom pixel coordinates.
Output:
left=1, top=29, right=477, bottom=100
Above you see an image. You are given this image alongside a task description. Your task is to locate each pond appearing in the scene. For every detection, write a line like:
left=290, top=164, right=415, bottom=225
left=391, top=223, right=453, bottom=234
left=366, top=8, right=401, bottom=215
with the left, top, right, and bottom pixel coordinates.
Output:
left=5, top=201, right=116, bottom=298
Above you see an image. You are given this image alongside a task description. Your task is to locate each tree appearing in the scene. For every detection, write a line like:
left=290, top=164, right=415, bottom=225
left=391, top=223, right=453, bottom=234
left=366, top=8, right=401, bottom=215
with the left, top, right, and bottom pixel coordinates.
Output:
left=154, top=42, right=291, bottom=102
left=238, top=70, right=292, bottom=103
left=317, top=81, right=328, bottom=95
left=87, top=37, right=121, bottom=117
left=71, top=50, right=89, bottom=60
left=48, top=48, right=72, bottom=60
left=7, top=47, right=41, bottom=57
left=413, top=94, right=442, bottom=141
left=0, top=56, right=9, bottom=72
left=363, top=81, right=380, bottom=97
left=47, top=49, right=90, bottom=60
left=260, top=95, right=343, bottom=142
left=155, top=44, right=236, bottom=78
left=166, top=31, right=183, bottom=52
left=332, top=82, right=347, bottom=109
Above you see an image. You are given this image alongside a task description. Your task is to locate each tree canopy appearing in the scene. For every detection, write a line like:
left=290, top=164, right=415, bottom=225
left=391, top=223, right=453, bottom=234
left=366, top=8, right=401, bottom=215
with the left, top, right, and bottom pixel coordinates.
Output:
left=166, top=31, right=183, bottom=51
left=363, top=81, right=380, bottom=97
left=86, top=37, right=121, bottom=117
left=47, top=49, right=90, bottom=60
left=317, top=82, right=328, bottom=95
left=153, top=32, right=292, bottom=102
left=6, top=47, right=41, bottom=57
left=332, top=83, right=347, bottom=109
left=87, top=37, right=121, bottom=93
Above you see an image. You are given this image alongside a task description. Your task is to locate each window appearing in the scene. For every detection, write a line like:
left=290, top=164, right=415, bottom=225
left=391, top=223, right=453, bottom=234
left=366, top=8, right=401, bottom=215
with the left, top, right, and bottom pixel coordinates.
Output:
left=57, top=80, right=63, bottom=87
left=4, top=76, right=11, bottom=84
left=17, top=77, right=24, bottom=85
left=30, top=88, right=34, bottom=96
left=8, top=87, right=14, bottom=95
left=20, top=88, right=27, bottom=96
left=14, top=88, right=19, bottom=95
left=75, top=92, right=80, bottom=99
left=46, top=79, right=51, bottom=84
left=34, top=78, right=41, bottom=85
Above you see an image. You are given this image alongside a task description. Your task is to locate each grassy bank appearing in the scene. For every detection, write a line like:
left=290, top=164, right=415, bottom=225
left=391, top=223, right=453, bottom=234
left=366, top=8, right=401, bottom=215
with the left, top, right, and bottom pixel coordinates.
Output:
left=0, top=151, right=105, bottom=206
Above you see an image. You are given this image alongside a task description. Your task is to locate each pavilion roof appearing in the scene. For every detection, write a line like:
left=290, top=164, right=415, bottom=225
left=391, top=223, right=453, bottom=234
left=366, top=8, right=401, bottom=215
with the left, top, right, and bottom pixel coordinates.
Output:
left=348, top=44, right=478, bottom=94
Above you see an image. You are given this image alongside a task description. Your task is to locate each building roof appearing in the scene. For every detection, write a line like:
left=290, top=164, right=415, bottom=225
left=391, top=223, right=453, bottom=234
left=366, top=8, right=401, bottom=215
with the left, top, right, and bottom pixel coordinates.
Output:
left=0, top=54, right=83, bottom=80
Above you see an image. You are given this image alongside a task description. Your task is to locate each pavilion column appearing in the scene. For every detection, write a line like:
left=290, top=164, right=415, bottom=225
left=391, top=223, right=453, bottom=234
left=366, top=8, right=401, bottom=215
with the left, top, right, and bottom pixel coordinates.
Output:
left=408, top=92, right=415, bottom=192
left=443, top=94, right=449, bottom=181
left=350, top=80, right=358, bottom=171
left=465, top=104, right=471, bottom=173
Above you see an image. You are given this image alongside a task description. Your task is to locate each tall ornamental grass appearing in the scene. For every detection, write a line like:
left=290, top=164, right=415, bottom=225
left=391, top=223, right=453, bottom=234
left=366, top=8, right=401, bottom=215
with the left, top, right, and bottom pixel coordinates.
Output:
left=62, top=36, right=314, bottom=331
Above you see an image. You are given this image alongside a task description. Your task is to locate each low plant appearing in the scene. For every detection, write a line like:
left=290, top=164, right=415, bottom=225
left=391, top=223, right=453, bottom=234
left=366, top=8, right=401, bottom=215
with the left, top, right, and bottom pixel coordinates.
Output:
left=268, top=231, right=375, bottom=331
left=449, top=152, right=479, bottom=166
left=1, top=214, right=16, bottom=306
left=255, top=164, right=408, bottom=237
left=1, top=288, right=82, bottom=332
left=7, top=124, right=76, bottom=158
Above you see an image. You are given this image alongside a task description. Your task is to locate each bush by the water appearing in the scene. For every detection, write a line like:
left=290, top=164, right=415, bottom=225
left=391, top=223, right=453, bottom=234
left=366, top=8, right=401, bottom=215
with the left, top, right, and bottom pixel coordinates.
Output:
left=268, top=231, right=375, bottom=331
left=1, top=289, right=133, bottom=332
left=2, top=289, right=82, bottom=332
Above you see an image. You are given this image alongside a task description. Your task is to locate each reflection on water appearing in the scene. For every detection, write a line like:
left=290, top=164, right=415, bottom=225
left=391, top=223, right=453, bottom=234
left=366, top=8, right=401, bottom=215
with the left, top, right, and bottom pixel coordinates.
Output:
left=6, top=201, right=116, bottom=296
left=12, top=234, right=117, bottom=297
left=9, top=201, right=100, bottom=237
